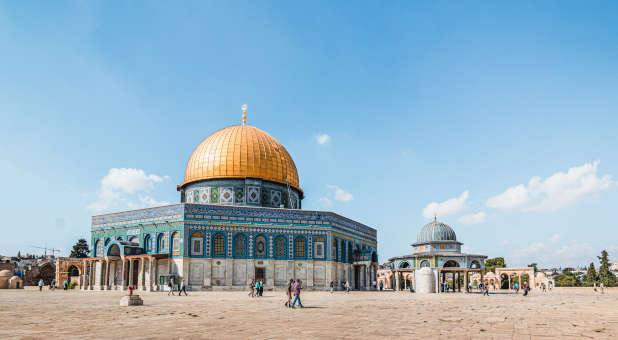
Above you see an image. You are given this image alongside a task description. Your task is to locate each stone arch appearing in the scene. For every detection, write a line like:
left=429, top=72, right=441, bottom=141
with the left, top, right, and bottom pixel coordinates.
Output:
left=399, top=261, right=411, bottom=269
left=170, top=232, right=181, bottom=255
left=470, top=260, right=481, bottom=269
left=107, top=243, right=121, bottom=257
left=420, top=260, right=430, bottom=268
left=443, top=260, right=459, bottom=268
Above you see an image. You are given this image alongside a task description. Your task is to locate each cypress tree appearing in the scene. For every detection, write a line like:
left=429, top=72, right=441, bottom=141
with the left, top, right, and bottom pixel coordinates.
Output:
left=597, top=250, right=617, bottom=287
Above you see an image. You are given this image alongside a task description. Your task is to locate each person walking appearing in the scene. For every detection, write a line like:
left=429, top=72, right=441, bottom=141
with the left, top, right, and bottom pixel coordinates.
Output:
left=379, top=281, right=383, bottom=291
left=255, top=280, right=260, bottom=297
left=249, top=280, right=255, bottom=298
left=51, top=279, right=56, bottom=291
left=63, top=280, right=68, bottom=290
left=345, top=281, right=350, bottom=293
left=291, top=279, right=304, bottom=308
left=483, top=284, right=489, bottom=296
left=548, top=281, right=553, bottom=291
left=178, top=279, right=187, bottom=296
left=38, top=279, right=44, bottom=291
left=167, top=278, right=175, bottom=296
left=329, top=281, right=334, bottom=294
left=284, top=279, right=293, bottom=307
left=600, top=282, right=605, bottom=294
left=259, top=280, right=264, bottom=296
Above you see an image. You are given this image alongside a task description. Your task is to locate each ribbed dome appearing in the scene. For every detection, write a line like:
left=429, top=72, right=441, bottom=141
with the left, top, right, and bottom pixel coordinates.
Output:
left=417, top=220, right=457, bottom=242
left=180, top=125, right=302, bottom=194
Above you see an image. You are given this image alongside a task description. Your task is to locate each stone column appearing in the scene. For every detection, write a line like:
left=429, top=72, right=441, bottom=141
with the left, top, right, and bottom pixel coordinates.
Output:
left=89, top=261, right=95, bottom=290
left=140, top=258, right=146, bottom=290
left=518, top=274, right=521, bottom=291
left=128, top=259, right=134, bottom=288
left=153, top=258, right=159, bottom=291
left=120, top=259, right=127, bottom=291
left=105, top=259, right=111, bottom=290
left=395, top=271, right=400, bottom=291
left=464, top=271, right=469, bottom=293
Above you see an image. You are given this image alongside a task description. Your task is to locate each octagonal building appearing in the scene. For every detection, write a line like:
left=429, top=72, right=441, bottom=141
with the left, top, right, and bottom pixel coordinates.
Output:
left=82, top=117, right=378, bottom=291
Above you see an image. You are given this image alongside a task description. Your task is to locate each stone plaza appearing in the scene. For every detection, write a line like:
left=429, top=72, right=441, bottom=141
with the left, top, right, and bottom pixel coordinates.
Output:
left=0, top=288, right=616, bottom=339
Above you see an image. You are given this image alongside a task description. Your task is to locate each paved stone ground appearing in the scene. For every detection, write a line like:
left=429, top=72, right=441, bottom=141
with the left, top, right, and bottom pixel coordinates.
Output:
left=0, top=288, right=616, bottom=339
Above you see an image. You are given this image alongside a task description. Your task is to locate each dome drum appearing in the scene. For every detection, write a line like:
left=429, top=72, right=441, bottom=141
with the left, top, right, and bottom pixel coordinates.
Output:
left=182, top=178, right=301, bottom=209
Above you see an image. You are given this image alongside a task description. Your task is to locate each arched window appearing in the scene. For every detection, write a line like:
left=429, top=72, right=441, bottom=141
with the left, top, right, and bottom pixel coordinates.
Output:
left=399, top=261, right=410, bottom=269
left=420, top=260, right=430, bottom=268
left=117, top=236, right=123, bottom=241
left=128, top=236, right=138, bottom=244
left=255, top=236, right=266, bottom=257
left=144, top=235, right=152, bottom=253
left=294, top=237, right=306, bottom=258
left=470, top=260, right=480, bottom=269
left=157, top=234, right=165, bottom=253
left=191, top=232, right=203, bottom=256
left=275, top=236, right=286, bottom=258
left=314, top=237, right=325, bottom=259
left=234, top=234, right=246, bottom=257
left=95, top=240, right=104, bottom=257
left=104, top=238, right=111, bottom=246
left=171, top=232, right=180, bottom=255
left=213, top=234, right=225, bottom=256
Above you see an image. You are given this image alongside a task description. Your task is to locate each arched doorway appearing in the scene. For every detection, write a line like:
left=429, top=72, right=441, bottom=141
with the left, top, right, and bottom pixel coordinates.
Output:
left=68, top=265, right=79, bottom=287
left=500, top=274, right=509, bottom=289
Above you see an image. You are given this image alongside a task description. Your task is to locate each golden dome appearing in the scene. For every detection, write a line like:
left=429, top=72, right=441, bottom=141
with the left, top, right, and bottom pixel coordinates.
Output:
left=180, top=125, right=302, bottom=195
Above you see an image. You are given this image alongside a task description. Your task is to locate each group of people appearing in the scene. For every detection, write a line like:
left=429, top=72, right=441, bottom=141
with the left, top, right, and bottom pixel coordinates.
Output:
left=248, top=280, right=265, bottom=297
left=38, top=278, right=71, bottom=291
left=284, top=279, right=304, bottom=308
left=167, top=277, right=188, bottom=296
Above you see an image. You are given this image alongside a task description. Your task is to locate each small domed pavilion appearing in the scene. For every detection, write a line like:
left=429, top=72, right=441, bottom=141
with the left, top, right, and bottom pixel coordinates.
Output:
left=387, top=218, right=487, bottom=293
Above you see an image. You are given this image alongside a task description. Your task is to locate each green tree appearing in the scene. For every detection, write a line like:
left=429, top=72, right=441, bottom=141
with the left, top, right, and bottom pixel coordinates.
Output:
left=597, top=250, right=617, bottom=287
left=554, top=273, right=579, bottom=287
left=585, top=262, right=598, bottom=285
left=485, top=257, right=506, bottom=273
left=70, top=239, right=89, bottom=258
left=527, top=263, right=538, bottom=272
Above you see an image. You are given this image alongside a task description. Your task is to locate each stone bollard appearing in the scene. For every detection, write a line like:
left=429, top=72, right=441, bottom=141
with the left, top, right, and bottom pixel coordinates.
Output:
left=120, top=294, right=143, bottom=306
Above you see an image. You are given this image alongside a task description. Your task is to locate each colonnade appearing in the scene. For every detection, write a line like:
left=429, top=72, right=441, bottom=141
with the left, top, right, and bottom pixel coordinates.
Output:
left=81, top=255, right=162, bottom=291
left=352, top=263, right=378, bottom=290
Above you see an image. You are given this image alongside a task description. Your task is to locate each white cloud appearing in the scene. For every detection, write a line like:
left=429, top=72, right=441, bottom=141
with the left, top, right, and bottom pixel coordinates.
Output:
left=458, top=212, right=487, bottom=225
left=486, top=161, right=613, bottom=213
left=422, top=190, right=469, bottom=219
left=486, top=184, right=529, bottom=210
left=88, top=168, right=169, bottom=212
left=548, top=233, right=560, bottom=244
left=326, top=185, right=353, bottom=202
left=314, top=134, right=331, bottom=145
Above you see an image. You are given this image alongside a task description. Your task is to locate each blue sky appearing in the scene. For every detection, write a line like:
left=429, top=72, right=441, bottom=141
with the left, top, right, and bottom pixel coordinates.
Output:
left=1, top=1, right=617, bottom=268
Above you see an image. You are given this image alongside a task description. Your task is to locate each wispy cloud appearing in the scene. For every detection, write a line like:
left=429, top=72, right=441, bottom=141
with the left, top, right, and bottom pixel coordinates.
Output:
left=88, top=168, right=169, bottom=212
left=326, top=185, right=353, bottom=202
left=458, top=212, right=487, bottom=225
left=314, top=133, right=331, bottom=145
left=422, top=191, right=469, bottom=219
left=487, top=161, right=613, bottom=212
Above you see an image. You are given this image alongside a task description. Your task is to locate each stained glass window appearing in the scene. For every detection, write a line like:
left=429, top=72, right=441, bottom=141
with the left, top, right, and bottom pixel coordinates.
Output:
left=295, top=237, right=305, bottom=258
left=234, top=234, right=246, bottom=256
left=213, top=234, right=225, bottom=256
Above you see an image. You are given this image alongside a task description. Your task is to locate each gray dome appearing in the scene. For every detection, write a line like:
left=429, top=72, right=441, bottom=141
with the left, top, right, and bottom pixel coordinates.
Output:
left=417, top=219, right=457, bottom=242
